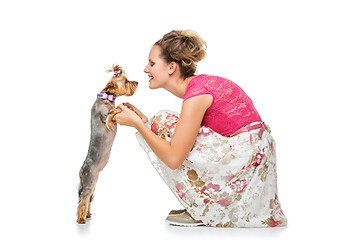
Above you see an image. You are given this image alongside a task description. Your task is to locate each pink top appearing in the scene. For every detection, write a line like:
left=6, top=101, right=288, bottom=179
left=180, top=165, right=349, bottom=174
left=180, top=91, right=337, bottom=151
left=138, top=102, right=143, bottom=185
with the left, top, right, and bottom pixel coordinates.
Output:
left=183, top=74, right=262, bottom=137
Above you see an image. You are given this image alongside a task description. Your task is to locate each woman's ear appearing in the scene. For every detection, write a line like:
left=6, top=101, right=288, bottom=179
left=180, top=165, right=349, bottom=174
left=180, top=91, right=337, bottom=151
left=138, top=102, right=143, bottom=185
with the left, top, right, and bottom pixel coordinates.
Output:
left=168, top=61, right=178, bottom=75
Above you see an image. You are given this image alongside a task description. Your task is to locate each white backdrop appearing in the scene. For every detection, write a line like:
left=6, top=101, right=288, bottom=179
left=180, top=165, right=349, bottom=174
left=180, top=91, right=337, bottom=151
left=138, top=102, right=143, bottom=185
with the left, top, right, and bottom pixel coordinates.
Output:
left=1, top=0, right=359, bottom=239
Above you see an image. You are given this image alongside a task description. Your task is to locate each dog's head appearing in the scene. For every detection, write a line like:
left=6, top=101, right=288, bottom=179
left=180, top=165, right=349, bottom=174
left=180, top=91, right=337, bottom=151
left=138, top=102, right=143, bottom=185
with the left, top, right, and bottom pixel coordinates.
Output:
left=102, top=65, right=138, bottom=97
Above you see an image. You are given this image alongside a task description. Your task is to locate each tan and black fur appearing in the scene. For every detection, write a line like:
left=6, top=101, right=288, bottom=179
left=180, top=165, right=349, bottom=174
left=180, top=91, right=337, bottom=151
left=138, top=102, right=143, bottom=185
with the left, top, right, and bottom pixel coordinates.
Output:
left=77, top=65, right=137, bottom=224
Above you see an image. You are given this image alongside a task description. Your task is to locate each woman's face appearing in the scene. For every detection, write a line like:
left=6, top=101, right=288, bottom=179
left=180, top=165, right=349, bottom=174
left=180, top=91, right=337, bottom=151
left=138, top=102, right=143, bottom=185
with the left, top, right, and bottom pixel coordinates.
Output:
left=144, top=45, right=171, bottom=89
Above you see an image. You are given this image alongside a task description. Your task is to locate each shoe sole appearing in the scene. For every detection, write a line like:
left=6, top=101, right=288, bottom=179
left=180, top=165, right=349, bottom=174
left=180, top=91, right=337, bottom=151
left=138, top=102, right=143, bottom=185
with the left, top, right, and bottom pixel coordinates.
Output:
left=165, top=219, right=205, bottom=227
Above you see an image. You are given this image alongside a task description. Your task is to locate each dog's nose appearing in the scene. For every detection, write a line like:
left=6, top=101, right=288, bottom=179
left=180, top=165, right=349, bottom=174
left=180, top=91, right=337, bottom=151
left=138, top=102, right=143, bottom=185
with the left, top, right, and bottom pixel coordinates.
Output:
left=135, top=81, right=138, bottom=85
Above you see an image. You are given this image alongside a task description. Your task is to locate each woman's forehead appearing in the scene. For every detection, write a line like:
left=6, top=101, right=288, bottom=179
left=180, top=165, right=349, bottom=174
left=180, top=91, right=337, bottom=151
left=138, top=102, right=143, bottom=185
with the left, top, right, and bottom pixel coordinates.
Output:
left=149, top=45, right=161, bottom=58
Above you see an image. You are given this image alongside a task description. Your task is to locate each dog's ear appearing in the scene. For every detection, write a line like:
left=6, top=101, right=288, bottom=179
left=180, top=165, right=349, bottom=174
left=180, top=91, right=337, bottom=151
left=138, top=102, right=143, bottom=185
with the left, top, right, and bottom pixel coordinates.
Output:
left=102, top=81, right=117, bottom=95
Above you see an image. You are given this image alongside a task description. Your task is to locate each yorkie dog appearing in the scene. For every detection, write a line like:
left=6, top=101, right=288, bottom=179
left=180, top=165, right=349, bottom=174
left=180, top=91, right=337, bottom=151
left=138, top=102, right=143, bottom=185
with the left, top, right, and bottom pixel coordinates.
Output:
left=77, top=65, right=138, bottom=224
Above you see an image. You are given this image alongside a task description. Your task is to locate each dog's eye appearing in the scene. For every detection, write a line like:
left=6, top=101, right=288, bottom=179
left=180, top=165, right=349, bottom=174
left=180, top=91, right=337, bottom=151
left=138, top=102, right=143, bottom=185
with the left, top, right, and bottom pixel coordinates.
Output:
left=125, top=80, right=128, bottom=83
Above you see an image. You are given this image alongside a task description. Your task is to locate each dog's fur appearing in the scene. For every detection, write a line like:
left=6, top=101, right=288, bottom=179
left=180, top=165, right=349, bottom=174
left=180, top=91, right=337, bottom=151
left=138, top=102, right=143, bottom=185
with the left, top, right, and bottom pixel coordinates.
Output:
left=77, top=65, right=137, bottom=224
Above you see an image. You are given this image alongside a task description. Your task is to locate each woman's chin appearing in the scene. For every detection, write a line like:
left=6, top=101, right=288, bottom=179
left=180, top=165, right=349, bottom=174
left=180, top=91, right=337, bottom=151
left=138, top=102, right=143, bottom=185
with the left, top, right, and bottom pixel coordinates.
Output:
left=149, top=82, right=157, bottom=89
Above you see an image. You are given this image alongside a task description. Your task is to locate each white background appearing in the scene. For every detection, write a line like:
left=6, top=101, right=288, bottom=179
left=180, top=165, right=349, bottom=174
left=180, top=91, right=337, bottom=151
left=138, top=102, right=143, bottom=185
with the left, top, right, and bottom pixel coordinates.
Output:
left=1, top=0, right=359, bottom=239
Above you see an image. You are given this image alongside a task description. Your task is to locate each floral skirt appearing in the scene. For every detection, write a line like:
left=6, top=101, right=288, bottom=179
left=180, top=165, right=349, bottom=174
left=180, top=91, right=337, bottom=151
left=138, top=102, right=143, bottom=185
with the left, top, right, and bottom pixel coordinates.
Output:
left=136, top=110, right=287, bottom=228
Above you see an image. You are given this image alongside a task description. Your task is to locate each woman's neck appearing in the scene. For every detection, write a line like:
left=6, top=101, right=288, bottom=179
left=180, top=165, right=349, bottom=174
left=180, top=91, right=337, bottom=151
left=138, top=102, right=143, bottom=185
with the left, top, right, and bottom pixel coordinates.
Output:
left=164, top=75, right=195, bottom=99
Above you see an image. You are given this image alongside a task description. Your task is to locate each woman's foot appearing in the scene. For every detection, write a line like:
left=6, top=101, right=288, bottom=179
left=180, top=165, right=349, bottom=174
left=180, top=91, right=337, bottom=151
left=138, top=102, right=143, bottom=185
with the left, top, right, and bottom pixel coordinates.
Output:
left=166, top=209, right=205, bottom=227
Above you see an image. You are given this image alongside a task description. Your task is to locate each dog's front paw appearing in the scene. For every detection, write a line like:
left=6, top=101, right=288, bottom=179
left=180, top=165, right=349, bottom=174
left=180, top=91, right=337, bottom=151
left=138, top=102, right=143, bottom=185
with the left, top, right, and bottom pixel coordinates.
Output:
left=105, top=116, right=116, bottom=131
left=105, top=109, right=122, bottom=131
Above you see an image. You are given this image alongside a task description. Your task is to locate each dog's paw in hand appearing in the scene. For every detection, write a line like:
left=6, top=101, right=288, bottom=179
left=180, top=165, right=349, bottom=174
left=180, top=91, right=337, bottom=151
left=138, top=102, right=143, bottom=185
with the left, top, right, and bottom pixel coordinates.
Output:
left=105, top=108, right=122, bottom=131
left=123, top=102, right=149, bottom=123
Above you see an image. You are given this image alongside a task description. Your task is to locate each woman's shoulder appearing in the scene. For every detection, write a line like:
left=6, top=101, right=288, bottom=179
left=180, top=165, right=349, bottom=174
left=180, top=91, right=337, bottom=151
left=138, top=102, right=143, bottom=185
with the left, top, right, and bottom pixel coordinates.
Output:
left=184, top=74, right=215, bottom=102
left=185, top=74, right=213, bottom=92
left=189, top=74, right=237, bottom=90
left=187, top=74, right=219, bottom=87
left=191, top=74, right=218, bottom=81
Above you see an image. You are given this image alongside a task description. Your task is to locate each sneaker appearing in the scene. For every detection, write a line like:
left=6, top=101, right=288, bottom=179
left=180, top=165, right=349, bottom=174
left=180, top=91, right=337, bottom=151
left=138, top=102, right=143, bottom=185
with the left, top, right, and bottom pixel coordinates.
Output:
left=168, top=209, right=187, bottom=215
left=166, top=209, right=205, bottom=227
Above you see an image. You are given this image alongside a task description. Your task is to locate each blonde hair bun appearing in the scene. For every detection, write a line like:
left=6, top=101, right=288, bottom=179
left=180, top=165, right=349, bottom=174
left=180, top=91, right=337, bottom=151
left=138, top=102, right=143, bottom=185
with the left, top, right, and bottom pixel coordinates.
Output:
left=155, top=30, right=207, bottom=78
left=178, top=30, right=207, bottom=64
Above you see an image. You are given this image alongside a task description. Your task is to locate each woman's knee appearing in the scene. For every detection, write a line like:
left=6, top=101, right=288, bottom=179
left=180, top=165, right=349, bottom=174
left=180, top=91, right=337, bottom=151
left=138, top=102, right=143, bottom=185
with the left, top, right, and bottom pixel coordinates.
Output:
left=148, top=110, right=180, bottom=140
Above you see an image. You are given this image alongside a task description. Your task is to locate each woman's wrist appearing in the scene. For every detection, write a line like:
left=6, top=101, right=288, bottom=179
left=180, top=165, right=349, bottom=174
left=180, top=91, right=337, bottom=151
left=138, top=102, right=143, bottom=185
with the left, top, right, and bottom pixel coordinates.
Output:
left=134, top=118, right=146, bottom=131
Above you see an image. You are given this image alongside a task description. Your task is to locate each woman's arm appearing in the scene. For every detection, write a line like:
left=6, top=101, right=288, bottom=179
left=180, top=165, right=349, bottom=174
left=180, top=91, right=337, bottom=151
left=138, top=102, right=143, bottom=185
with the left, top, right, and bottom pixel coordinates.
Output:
left=123, top=102, right=148, bottom=123
left=118, top=94, right=212, bottom=170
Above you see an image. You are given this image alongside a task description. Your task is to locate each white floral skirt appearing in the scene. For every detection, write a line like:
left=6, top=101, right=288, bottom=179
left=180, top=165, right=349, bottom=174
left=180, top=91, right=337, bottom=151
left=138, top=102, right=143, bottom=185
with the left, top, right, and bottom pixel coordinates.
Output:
left=136, top=110, right=287, bottom=228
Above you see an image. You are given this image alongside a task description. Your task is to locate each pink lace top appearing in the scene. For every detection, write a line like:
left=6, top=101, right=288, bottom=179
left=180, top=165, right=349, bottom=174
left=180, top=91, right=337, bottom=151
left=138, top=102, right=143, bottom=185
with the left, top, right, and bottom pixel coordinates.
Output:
left=183, top=74, right=262, bottom=137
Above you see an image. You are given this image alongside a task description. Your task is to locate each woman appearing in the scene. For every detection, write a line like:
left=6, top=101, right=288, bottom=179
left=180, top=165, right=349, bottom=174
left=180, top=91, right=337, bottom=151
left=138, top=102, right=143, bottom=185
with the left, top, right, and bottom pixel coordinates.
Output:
left=114, top=30, right=287, bottom=228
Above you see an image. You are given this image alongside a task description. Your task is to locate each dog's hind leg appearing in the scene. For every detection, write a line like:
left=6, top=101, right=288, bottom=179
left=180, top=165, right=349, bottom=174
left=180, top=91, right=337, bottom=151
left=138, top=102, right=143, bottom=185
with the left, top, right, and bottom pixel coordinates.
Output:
left=86, top=178, right=98, bottom=219
left=77, top=180, right=97, bottom=224
left=86, top=194, right=94, bottom=218
left=77, top=195, right=90, bottom=224
left=77, top=165, right=97, bottom=224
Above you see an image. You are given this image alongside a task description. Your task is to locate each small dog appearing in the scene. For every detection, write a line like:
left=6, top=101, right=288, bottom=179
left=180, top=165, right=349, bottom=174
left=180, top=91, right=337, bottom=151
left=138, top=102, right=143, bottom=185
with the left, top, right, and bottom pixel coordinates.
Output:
left=77, top=65, right=138, bottom=224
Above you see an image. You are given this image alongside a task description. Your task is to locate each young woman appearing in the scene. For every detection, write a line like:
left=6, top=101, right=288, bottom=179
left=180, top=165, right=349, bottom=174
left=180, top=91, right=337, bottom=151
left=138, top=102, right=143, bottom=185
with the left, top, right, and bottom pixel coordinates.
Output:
left=114, top=30, right=287, bottom=228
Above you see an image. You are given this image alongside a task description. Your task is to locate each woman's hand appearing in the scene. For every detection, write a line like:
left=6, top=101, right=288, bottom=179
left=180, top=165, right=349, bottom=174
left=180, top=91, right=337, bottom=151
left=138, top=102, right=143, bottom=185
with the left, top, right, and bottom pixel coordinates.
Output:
left=123, top=102, right=149, bottom=123
left=113, top=104, right=144, bottom=129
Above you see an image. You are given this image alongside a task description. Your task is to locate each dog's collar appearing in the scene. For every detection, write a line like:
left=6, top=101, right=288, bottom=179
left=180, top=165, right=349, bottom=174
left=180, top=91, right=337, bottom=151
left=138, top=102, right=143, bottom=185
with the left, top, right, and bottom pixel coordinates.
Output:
left=97, top=93, right=116, bottom=102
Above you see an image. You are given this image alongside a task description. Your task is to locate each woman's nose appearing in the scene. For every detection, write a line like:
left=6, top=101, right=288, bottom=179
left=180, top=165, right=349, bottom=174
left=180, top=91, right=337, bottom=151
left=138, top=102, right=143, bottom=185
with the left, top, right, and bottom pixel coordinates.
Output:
left=144, top=64, right=150, bottom=73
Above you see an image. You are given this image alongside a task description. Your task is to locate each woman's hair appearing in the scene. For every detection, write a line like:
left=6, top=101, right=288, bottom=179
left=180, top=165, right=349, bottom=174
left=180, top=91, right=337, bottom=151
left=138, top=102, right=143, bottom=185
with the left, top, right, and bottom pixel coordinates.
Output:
left=154, top=30, right=207, bottom=78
